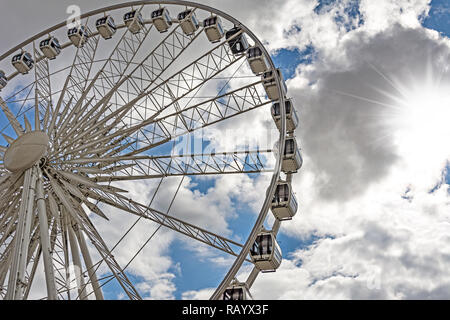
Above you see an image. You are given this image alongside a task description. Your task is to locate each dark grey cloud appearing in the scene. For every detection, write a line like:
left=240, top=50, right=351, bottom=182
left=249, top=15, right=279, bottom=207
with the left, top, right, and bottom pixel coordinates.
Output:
left=293, top=24, right=450, bottom=201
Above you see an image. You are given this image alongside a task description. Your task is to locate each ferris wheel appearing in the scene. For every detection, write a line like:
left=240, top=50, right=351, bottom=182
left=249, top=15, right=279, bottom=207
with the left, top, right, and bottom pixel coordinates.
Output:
left=0, top=1, right=302, bottom=300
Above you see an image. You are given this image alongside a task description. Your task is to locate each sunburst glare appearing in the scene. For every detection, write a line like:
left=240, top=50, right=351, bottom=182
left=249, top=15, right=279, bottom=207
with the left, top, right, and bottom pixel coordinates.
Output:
left=378, top=69, right=450, bottom=166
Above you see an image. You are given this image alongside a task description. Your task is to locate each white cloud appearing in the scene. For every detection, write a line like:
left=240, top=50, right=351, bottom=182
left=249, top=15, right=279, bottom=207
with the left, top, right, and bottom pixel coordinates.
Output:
left=178, top=0, right=450, bottom=300
left=2, top=0, right=449, bottom=301
left=248, top=13, right=450, bottom=300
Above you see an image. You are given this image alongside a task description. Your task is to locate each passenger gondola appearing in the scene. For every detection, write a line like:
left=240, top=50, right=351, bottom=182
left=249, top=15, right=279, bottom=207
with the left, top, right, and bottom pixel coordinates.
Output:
left=262, top=69, right=287, bottom=101
left=271, top=181, right=298, bottom=221
left=271, top=98, right=299, bottom=133
left=250, top=231, right=282, bottom=272
left=39, top=37, right=61, bottom=60
left=177, top=9, right=199, bottom=35
left=96, top=16, right=117, bottom=39
left=225, top=27, right=249, bottom=55
left=67, top=25, right=89, bottom=48
left=124, top=10, right=144, bottom=34
left=203, top=16, right=224, bottom=43
left=222, top=282, right=252, bottom=300
left=151, top=7, right=172, bottom=33
left=11, top=52, right=34, bottom=74
left=0, top=70, right=7, bottom=90
left=247, top=46, right=269, bottom=74
left=281, top=137, right=303, bottom=174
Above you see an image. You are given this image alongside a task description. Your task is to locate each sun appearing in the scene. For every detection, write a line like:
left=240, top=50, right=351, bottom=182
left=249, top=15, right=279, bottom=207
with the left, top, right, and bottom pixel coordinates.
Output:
left=382, top=78, right=450, bottom=163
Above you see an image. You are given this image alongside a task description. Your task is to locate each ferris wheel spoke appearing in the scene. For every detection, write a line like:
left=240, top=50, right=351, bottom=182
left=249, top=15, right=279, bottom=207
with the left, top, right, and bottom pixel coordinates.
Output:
left=2, top=211, right=40, bottom=299
left=76, top=216, right=142, bottom=300
left=47, top=76, right=71, bottom=139
left=58, top=178, right=109, bottom=221
left=0, top=199, right=20, bottom=240
left=0, top=83, right=35, bottom=136
left=123, top=81, right=269, bottom=153
left=86, top=31, right=151, bottom=107
left=32, top=46, right=53, bottom=132
left=65, top=24, right=100, bottom=101
left=55, top=72, right=100, bottom=133
left=55, top=27, right=152, bottom=136
left=127, top=31, right=245, bottom=124
left=0, top=2, right=293, bottom=301
left=48, top=210, right=74, bottom=300
left=54, top=82, right=128, bottom=150
left=119, top=24, right=202, bottom=116
left=0, top=233, right=14, bottom=267
left=50, top=108, right=157, bottom=160
left=60, top=31, right=245, bottom=158
left=46, top=217, right=67, bottom=299
left=75, top=18, right=201, bottom=134
left=62, top=149, right=272, bottom=182
left=23, top=115, right=33, bottom=133
left=56, top=25, right=202, bottom=154
left=71, top=222, right=104, bottom=300
left=14, top=212, right=42, bottom=299
left=0, top=184, right=18, bottom=211
left=65, top=213, right=89, bottom=300
left=52, top=96, right=76, bottom=143
left=46, top=23, right=100, bottom=140
left=0, top=97, right=25, bottom=136
left=45, top=170, right=141, bottom=299
left=111, top=24, right=196, bottom=101
left=52, top=92, right=145, bottom=155
left=45, top=14, right=152, bottom=143
left=156, top=80, right=267, bottom=137
left=4, top=166, right=39, bottom=300
left=74, top=185, right=245, bottom=258
left=0, top=242, right=13, bottom=296
left=0, top=199, right=20, bottom=248
left=22, top=243, right=42, bottom=300
left=57, top=22, right=198, bottom=152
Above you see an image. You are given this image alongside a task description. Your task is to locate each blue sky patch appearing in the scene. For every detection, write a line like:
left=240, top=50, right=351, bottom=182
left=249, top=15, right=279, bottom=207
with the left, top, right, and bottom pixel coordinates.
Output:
left=314, top=0, right=364, bottom=32
left=422, top=0, right=450, bottom=37
left=429, top=162, right=450, bottom=193
left=189, top=176, right=216, bottom=194
left=170, top=238, right=231, bottom=299
left=271, top=46, right=316, bottom=80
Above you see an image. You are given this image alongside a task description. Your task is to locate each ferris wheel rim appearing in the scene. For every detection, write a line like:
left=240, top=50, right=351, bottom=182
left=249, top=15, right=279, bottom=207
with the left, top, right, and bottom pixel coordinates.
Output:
left=0, top=0, right=288, bottom=300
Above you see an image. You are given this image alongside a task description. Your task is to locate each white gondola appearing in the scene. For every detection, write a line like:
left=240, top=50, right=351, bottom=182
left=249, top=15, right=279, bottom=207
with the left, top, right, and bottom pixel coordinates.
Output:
left=222, top=282, right=252, bottom=300
left=0, top=70, right=7, bottom=90
left=39, top=37, right=61, bottom=60
left=177, top=9, right=199, bottom=36
left=226, top=27, right=249, bottom=55
left=67, top=25, right=89, bottom=48
left=262, top=69, right=287, bottom=101
left=124, top=10, right=144, bottom=34
left=203, top=16, right=224, bottom=43
left=271, top=98, right=299, bottom=133
left=250, top=231, right=282, bottom=272
left=11, top=52, right=34, bottom=74
left=151, top=7, right=172, bottom=33
left=247, top=46, right=269, bottom=75
left=282, top=137, right=303, bottom=173
left=96, top=16, right=117, bottom=40
left=271, top=182, right=298, bottom=221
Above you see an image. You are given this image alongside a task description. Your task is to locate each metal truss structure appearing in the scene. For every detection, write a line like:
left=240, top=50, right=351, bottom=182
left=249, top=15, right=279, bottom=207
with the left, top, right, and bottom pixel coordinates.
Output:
left=0, top=1, right=294, bottom=300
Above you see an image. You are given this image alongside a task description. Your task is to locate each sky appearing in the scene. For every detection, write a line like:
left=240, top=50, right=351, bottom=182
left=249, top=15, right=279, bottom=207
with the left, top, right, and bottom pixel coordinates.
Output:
left=0, top=0, right=450, bottom=300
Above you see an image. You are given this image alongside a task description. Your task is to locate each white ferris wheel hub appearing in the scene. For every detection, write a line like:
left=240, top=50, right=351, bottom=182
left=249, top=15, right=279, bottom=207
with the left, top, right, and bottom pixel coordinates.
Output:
left=3, top=131, right=49, bottom=172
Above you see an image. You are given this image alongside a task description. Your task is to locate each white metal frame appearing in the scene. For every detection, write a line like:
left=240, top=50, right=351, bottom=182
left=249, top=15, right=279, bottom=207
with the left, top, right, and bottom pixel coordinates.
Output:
left=0, top=1, right=296, bottom=301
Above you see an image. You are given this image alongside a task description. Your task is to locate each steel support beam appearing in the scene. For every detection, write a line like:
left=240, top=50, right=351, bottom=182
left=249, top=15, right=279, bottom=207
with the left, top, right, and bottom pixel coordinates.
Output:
left=5, top=166, right=37, bottom=300
left=36, top=167, right=58, bottom=300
